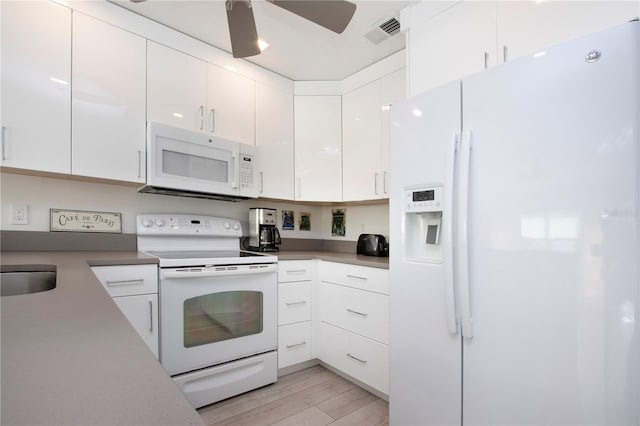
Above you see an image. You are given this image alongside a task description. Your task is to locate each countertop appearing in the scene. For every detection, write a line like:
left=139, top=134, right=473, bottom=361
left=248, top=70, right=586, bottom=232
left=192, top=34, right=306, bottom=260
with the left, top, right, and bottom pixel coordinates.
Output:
left=0, top=251, right=204, bottom=426
left=0, top=249, right=386, bottom=425
left=276, top=251, right=389, bottom=269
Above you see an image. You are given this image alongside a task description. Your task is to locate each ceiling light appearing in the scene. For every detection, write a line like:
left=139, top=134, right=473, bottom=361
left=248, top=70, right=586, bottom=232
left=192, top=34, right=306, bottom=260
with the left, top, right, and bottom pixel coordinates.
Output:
left=258, top=38, right=269, bottom=51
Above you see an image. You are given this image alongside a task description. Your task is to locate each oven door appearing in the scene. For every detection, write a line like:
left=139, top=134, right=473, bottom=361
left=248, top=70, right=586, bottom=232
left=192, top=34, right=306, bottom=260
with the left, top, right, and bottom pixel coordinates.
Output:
left=159, top=263, right=277, bottom=376
left=147, top=122, right=240, bottom=196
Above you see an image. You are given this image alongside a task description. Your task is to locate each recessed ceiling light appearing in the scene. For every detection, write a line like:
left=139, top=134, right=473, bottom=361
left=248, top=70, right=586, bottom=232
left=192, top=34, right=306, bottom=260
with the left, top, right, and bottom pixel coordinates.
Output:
left=258, top=38, right=269, bottom=51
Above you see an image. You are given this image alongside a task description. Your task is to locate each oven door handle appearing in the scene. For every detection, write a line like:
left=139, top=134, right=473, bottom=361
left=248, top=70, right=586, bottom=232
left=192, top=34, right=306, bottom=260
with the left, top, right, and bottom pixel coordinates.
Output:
left=162, top=264, right=277, bottom=279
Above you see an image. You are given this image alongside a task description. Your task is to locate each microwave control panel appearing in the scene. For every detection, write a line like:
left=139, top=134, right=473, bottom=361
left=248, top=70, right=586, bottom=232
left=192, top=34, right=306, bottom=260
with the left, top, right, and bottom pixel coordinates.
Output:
left=239, top=155, right=254, bottom=188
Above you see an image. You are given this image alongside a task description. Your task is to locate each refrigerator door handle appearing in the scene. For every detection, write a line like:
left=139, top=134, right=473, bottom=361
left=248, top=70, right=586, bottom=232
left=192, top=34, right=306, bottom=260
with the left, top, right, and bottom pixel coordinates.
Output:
left=444, top=132, right=460, bottom=335
left=458, top=130, right=474, bottom=338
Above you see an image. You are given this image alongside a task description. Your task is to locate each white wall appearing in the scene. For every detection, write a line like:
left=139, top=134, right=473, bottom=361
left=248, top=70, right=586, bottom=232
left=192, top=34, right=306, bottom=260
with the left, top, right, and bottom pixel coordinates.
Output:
left=0, top=172, right=389, bottom=240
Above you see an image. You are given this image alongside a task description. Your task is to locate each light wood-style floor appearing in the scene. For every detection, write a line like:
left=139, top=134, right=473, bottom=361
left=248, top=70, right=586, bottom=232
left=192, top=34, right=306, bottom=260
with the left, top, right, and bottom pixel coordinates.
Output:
left=197, top=365, right=388, bottom=426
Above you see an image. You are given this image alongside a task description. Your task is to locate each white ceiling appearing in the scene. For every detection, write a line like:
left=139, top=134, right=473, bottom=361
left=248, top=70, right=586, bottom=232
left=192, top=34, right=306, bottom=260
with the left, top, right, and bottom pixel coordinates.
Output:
left=110, top=0, right=416, bottom=81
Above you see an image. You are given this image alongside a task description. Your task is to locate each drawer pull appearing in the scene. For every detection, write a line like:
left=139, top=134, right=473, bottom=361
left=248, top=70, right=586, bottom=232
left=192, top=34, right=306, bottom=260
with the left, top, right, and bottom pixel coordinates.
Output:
left=286, top=301, right=307, bottom=306
left=286, top=341, right=307, bottom=349
left=346, top=274, right=367, bottom=281
left=346, top=353, right=368, bottom=364
left=346, top=308, right=368, bottom=317
left=106, top=279, right=144, bottom=286
left=286, top=269, right=308, bottom=274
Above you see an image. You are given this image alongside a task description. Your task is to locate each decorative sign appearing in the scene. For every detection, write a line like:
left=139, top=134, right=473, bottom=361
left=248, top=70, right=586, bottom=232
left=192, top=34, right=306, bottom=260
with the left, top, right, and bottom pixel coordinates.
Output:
left=299, top=212, right=311, bottom=231
left=50, top=209, right=122, bottom=233
left=282, top=210, right=295, bottom=231
left=331, top=209, right=346, bottom=237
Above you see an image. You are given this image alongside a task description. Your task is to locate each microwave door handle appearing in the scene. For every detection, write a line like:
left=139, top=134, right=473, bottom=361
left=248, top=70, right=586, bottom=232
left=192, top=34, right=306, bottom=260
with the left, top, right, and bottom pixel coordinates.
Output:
left=231, top=153, right=239, bottom=189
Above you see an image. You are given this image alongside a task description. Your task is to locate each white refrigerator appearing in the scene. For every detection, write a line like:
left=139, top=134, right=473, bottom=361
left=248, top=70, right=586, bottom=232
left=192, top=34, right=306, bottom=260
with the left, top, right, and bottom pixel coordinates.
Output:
left=389, top=21, right=639, bottom=425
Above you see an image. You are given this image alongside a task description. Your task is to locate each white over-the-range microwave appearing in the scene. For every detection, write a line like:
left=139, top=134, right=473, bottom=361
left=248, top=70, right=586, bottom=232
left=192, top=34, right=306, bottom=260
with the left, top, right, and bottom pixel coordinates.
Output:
left=139, top=122, right=258, bottom=201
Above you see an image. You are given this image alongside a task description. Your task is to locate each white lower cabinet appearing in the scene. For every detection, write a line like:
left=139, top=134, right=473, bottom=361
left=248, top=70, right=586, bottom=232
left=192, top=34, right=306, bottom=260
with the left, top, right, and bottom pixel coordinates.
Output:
left=318, top=262, right=389, bottom=395
left=278, top=322, right=313, bottom=369
left=277, top=261, right=314, bottom=369
left=318, top=322, right=389, bottom=395
left=91, top=264, right=159, bottom=358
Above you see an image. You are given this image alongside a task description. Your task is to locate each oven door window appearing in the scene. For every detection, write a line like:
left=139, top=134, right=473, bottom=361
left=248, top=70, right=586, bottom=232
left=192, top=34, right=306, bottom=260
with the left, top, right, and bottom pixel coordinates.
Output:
left=183, top=291, right=263, bottom=348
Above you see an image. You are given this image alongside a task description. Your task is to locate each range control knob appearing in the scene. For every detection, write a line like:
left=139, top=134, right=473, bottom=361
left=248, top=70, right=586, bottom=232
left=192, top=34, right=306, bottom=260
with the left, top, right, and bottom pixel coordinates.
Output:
left=223, top=222, right=231, bottom=230
left=232, top=222, right=240, bottom=231
left=155, top=219, right=166, bottom=227
left=141, top=219, right=153, bottom=228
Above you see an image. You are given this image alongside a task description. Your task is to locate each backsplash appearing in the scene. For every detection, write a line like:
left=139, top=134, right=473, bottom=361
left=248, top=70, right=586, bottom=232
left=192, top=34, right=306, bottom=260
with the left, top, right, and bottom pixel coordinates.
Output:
left=0, top=172, right=389, bottom=241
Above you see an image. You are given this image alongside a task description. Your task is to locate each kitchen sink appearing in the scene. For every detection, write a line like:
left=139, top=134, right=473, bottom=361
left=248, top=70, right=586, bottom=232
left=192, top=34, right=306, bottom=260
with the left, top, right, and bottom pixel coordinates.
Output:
left=1, top=265, right=57, bottom=296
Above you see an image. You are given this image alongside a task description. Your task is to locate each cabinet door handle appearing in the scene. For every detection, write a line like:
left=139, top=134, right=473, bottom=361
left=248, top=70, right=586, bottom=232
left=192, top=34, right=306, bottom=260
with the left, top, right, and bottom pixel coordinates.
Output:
left=286, top=301, right=307, bottom=306
left=374, top=173, right=379, bottom=195
left=503, top=45, right=508, bottom=63
left=199, top=105, right=204, bottom=130
left=383, top=171, right=388, bottom=194
left=148, top=299, right=153, bottom=333
left=346, top=274, right=367, bottom=281
left=484, top=52, right=489, bottom=69
left=1, top=126, right=7, bottom=160
left=210, top=108, right=215, bottom=133
left=347, top=308, right=368, bottom=317
left=286, top=341, right=307, bottom=349
left=137, top=150, right=143, bottom=178
left=286, top=269, right=307, bottom=274
left=297, top=177, right=301, bottom=199
left=106, top=279, right=144, bottom=286
left=346, top=353, right=368, bottom=364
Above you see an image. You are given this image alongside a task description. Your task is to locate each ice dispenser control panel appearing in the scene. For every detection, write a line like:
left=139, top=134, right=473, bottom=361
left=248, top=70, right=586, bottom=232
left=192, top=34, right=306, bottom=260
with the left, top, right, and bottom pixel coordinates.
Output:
left=405, top=187, right=443, bottom=213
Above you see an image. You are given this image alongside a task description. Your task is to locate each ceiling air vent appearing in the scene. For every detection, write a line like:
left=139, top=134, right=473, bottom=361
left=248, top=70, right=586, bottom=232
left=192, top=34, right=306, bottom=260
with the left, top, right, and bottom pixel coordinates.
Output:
left=364, top=16, right=401, bottom=45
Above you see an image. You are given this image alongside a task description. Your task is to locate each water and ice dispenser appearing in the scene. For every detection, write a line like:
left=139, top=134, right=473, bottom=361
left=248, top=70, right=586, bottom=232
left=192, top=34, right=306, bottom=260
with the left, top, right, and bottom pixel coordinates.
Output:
left=403, top=186, right=444, bottom=263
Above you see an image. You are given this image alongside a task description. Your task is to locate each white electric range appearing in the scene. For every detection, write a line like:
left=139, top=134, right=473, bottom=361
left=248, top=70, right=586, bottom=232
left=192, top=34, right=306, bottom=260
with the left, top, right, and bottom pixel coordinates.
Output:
left=137, top=214, right=278, bottom=409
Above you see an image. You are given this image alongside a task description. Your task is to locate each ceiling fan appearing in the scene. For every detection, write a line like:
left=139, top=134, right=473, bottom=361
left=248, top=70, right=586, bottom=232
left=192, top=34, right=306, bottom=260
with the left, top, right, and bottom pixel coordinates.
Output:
left=129, top=0, right=357, bottom=59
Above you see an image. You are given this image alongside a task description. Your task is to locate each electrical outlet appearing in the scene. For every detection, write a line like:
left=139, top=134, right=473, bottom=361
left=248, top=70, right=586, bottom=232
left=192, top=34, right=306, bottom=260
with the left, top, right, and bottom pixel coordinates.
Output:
left=11, top=203, right=28, bottom=225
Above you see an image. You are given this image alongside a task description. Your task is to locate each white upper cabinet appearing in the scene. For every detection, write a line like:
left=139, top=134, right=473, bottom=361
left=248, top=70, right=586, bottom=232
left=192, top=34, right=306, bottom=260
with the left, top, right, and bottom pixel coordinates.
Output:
left=294, top=96, right=342, bottom=202
left=496, top=1, right=640, bottom=63
left=255, top=83, right=294, bottom=199
left=72, top=13, right=146, bottom=183
left=406, top=0, right=639, bottom=95
left=147, top=41, right=207, bottom=132
left=342, top=69, right=406, bottom=201
left=1, top=1, right=71, bottom=174
left=407, top=1, right=497, bottom=96
left=207, top=65, right=255, bottom=145
left=380, top=69, right=406, bottom=192
left=342, top=80, right=383, bottom=201
left=148, top=42, right=256, bottom=144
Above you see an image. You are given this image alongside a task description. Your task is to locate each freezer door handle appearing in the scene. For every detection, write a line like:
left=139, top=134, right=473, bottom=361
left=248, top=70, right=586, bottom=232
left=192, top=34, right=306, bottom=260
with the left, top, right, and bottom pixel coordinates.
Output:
left=458, top=130, right=474, bottom=338
left=444, top=132, right=460, bottom=335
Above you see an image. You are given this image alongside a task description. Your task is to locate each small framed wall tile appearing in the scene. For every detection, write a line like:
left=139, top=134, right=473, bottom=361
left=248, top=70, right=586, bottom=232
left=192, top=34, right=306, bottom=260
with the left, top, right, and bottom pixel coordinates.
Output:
left=50, top=209, right=122, bottom=233
left=299, top=212, right=311, bottom=231
left=331, top=209, right=346, bottom=236
left=282, top=210, right=295, bottom=230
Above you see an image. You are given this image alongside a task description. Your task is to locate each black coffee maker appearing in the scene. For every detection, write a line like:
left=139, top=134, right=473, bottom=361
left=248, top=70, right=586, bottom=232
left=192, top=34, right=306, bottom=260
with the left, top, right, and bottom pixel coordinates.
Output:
left=248, top=208, right=281, bottom=252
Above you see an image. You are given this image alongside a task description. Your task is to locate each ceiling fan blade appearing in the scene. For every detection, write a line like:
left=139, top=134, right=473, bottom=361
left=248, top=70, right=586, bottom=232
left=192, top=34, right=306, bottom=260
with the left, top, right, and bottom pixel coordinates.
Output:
left=266, top=0, right=356, bottom=34
left=226, top=0, right=261, bottom=58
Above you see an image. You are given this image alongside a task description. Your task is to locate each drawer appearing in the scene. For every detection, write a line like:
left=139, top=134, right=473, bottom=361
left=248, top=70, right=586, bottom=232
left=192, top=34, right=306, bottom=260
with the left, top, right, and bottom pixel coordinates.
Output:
left=319, top=261, right=388, bottom=294
left=318, top=322, right=388, bottom=395
left=278, top=260, right=314, bottom=283
left=91, top=264, right=158, bottom=297
left=318, top=282, right=389, bottom=344
left=278, top=321, right=312, bottom=368
left=278, top=281, right=312, bottom=325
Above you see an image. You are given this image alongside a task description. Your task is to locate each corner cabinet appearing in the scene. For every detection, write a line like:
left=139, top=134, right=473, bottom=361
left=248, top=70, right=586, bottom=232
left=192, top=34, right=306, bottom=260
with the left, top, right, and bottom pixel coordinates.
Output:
left=255, top=83, right=294, bottom=199
left=91, top=264, right=159, bottom=359
left=294, top=96, right=342, bottom=202
left=72, top=13, right=146, bottom=183
left=342, top=69, right=405, bottom=201
left=317, top=262, right=390, bottom=395
left=147, top=41, right=255, bottom=144
left=1, top=0, right=71, bottom=174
